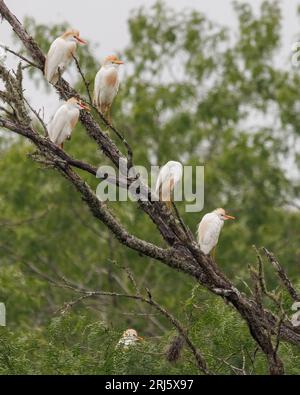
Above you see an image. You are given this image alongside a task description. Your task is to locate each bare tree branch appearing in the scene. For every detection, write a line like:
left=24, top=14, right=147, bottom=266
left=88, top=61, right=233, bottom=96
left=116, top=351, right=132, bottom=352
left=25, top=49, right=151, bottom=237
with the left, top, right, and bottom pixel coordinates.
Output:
left=0, top=44, right=39, bottom=68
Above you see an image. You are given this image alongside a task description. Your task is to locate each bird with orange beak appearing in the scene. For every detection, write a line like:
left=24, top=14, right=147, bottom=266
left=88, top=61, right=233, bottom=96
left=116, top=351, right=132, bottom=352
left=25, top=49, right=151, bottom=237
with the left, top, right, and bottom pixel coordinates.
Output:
left=117, top=329, right=143, bottom=349
left=93, top=55, right=124, bottom=123
left=45, top=29, right=87, bottom=84
left=197, top=208, right=235, bottom=257
left=48, top=97, right=89, bottom=149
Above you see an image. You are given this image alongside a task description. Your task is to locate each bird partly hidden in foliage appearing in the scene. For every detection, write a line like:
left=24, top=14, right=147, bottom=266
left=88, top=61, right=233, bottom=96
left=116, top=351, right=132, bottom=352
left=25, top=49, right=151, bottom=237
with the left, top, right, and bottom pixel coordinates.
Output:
left=48, top=97, right=90, bottom=149
left=155, top=161, right=183, bottom=210
left=45, top=29, right=87, bottom=84
left=93, top=55, right=124, bottom=123
left=117, top=329, right=144, bottom=349
left=197, top=208, right=235, bottom=257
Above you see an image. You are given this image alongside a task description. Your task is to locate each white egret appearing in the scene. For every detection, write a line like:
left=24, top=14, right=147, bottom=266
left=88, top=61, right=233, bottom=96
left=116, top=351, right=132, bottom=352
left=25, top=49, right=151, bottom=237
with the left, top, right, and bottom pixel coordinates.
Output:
left=155, top=161, right=183, bottom=209
left=48, top=97, right=89, bottom=149
left=93, top=55, right=124, bottom=123
left=197, top=208, right=235, bottom=256
left=117, top=329, right=143, bottom=349
left=45, top=29, right=86, bottom=84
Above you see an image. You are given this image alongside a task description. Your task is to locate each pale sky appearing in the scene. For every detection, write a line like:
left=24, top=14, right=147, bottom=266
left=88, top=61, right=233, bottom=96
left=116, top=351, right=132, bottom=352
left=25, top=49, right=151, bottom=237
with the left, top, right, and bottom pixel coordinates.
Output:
left=2, top=0, right=299, bottom=55
left=1, top=0, right=300, bottom=119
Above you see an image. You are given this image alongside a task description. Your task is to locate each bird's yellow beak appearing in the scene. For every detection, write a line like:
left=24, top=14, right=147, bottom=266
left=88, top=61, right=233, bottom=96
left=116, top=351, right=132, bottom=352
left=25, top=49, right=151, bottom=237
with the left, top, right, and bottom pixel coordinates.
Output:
left=79, top=102, right=90, bottom=112
left=75, top=36, right=87, bottom=45
left=113, top=59, right=124, bottom=65
left=224, top=214, right=235, bottom=220
left=138, top=336, right=144, bottom=341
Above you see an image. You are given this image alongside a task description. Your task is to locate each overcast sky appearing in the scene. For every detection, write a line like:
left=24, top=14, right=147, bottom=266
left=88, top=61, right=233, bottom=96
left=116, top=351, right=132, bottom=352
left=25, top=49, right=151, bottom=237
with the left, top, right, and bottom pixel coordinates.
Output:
left=1, top=0, right=300, bottom=118
left=2, top=0, right=299, bottom=55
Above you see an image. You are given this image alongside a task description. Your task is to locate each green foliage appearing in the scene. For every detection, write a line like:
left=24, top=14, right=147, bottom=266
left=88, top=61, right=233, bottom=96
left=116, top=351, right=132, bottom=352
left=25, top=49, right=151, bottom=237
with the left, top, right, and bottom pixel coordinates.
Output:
left=1, top=0, right=300, bottom=374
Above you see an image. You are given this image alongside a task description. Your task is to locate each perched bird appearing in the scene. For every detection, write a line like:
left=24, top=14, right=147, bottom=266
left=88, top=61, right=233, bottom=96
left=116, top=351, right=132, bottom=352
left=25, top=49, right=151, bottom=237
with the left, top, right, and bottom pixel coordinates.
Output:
left=45, top=29, right=86, bottom=84
left=197, top=208, right=235, bottom=256
left=48, top=97, right=89, bottom=149
left=155, top=161, right=183, bottom=209
left=117, top=329, right=143, bottom=349
left=93, top=55, right=124, bottom=123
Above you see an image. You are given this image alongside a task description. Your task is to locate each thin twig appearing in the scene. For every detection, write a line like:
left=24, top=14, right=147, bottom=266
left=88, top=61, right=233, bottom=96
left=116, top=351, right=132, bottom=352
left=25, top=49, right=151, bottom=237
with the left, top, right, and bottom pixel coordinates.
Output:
left=263, top=248, right=300, bottom=302
left=72, top=54, right=92, bottom=104
left=0, top=44, right=39, bottom=68
left=23, top=96, right=48, bottom=136
left=253, top=246, right=282, bottom=309
left=172, top=201, right=194, bottom=242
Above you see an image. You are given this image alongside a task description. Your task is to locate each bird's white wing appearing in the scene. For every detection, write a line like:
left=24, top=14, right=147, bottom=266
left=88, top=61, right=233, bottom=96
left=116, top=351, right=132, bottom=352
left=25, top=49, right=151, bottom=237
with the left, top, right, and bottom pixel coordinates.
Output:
left=156, top=161, right=182, bottom=194
left=117, top=336, right=137, bottom=349
left=94, top=67, right=120, bottom=111
left=93, top=68, right=104, bottom=107
left=45, top=38, right=69, bottom=83
left=155, top=164, right=171, bottom=194
left=48, top=105, right=69, bottom=144
left=197, top=214, right=222, bottom=254
left=170, top=162, right=183, bottom=185
left=156, top=168, right=175, bottom=202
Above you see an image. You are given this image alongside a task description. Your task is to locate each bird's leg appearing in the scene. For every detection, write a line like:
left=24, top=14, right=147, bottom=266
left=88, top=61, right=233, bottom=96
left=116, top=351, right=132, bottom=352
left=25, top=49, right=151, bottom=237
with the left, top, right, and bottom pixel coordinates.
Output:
left=103, top=107, right=110, bottom=135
